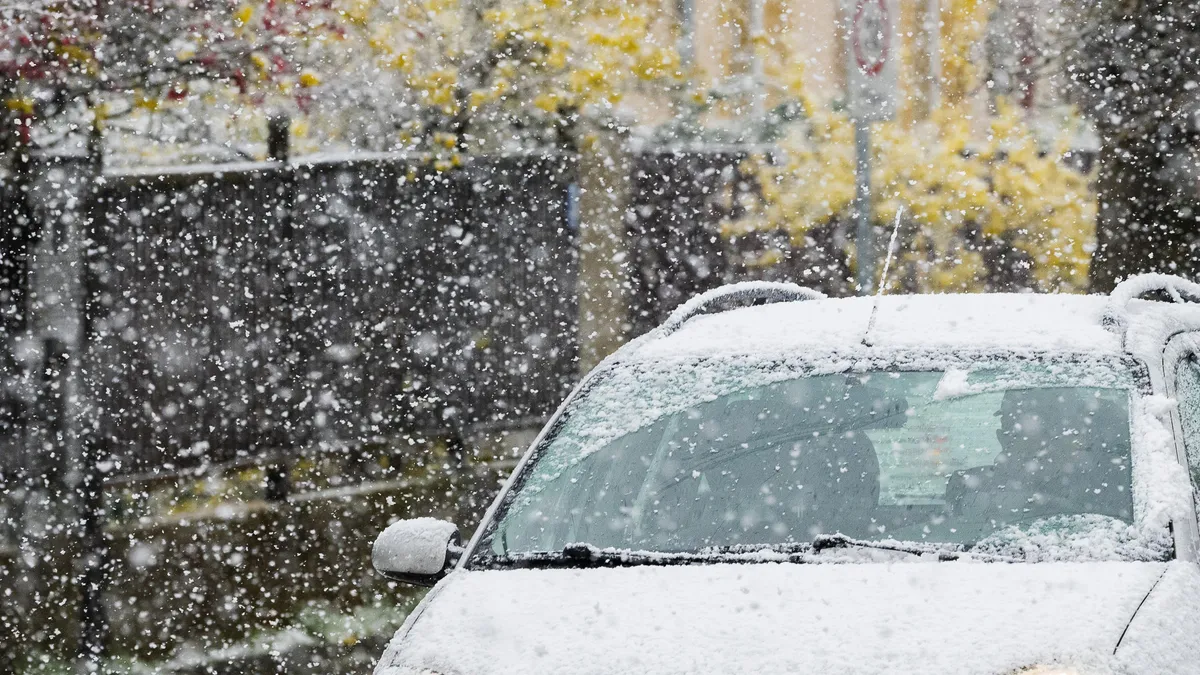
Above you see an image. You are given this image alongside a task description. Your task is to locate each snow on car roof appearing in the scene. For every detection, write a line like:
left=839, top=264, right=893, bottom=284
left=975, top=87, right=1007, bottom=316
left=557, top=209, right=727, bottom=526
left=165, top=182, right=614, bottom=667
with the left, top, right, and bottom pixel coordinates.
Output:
left=626, top=291, right=1200, bottom=364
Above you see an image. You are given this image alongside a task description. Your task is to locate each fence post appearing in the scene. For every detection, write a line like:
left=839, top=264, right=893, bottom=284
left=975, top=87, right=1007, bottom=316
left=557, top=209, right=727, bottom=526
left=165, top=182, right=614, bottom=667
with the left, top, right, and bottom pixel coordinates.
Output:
left=1, top=112, right=37, bottom=339
left=75, top=115, right=108, bottom=671
left=577, top=132, right=630, bottom=371
left=265, top=114, right=294, bottom=502
left=76, top=435, right=109, bottom=669
left=0, top=109, right=39, bottom=673
left=267, top=115, right=290, bottom=164
left=39, top=339, right=66, bottom=466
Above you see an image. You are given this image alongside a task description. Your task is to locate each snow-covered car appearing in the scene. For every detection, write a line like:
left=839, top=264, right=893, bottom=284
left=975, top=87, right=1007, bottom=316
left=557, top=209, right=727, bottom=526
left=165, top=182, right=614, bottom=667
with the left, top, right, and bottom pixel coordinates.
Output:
left=371, top=274, right=1200, bottom=675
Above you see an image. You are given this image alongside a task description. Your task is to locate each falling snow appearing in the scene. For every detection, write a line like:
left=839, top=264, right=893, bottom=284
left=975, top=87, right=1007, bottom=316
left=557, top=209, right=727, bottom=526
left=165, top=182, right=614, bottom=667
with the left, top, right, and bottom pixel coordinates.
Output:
left=5, top=0, right=1200, bottom=673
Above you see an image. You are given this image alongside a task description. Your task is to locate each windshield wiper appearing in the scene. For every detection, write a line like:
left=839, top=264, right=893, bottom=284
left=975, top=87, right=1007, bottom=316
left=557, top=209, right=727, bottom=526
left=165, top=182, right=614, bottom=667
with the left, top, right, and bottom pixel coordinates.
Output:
left=475, top=537, right=1019, bottom=571
left=813, top=533, right=1022, bottom=562
left=811, top=533, right=960, bottom=560
left=478, top=542, right=817, bottom=570
left=479, top=543, right=711, bottom=569
left=560, top=543, right=697, bottom=566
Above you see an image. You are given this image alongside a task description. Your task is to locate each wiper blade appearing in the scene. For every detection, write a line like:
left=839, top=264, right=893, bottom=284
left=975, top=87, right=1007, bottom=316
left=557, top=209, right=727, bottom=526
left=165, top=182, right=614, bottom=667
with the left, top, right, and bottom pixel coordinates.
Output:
left=479, top=544, right=709, bottom=570
left=698, top=541, right=813, bottom=557
left=474, top=537, right=1019, bottom=571
left=811, top=533, right=962, bottom=561
left=561, top=543, right=695, bottom=566
left=812, top=533, right=1021, bottom=562
left=478, top=542, right=815, bottom=570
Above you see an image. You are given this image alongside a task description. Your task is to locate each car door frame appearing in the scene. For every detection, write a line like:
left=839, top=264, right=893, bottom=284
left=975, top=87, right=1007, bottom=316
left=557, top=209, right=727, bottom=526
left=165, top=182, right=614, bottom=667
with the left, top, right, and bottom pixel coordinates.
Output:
left=1159, top=331, right=1200, bottom=561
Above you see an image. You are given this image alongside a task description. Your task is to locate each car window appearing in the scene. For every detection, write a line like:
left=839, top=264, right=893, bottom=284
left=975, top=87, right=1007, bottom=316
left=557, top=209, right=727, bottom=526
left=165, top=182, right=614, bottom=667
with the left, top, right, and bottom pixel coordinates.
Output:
left=871, top=379, right=1005, bottom=506
left=477, top=355, right=1160, bottom=563
left=1174, top=355, right=1200, bottom=489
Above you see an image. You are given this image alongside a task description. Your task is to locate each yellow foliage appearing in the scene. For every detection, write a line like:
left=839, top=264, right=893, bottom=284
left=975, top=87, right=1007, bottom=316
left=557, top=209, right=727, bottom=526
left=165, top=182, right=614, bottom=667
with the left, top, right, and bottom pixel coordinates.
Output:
left=5, top=98, right=34, bottom=114
left=338, top=0, right=372, bottom=25
left=412, top=68, right=459, bottom=110
left=634, top=47, right=679, bottom=80
left=56, top=44, right=93, bottom=66
left=716, top=1, right=1096, bottom=295
left=234, top=4, right=254, bottom=26
left=298, top=70, right=322, bottom=87
left=133, top=91, right=162, bottom=112
left=340, top=0, right=677, bottom=157
left=533, top=92, right=560, bottom=113
left=388, top=50, right=412, bottom=71
left=747, top=99, right=1095, bottom=293
left=250, top=52, right=270, bottom=72
left=940, top=0, right=993, bottom=104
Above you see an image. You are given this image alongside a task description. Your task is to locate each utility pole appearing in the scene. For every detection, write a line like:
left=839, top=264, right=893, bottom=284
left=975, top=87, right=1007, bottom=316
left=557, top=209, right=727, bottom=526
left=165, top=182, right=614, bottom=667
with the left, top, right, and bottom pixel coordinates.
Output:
left=842, top=0, right=898, bottom=295
left=265, top=114, right=294, bottom=503
left=748, top=0, right=765, bottom=121
left=676, top=0, right=695, bottom=69
left=926, top=0, right=940, bottom=110
left=75, top=109, right=108, bottom=675
left=853, top=120, right=873, bottom=294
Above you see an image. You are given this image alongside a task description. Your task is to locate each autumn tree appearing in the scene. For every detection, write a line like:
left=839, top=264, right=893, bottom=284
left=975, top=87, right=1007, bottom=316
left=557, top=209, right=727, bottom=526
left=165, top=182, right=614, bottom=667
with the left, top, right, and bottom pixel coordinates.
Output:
left=288, top=0, right=680, bottom=164
left=726, top=0, right=1096, bottom=295
left=0, top=0, right=349, bottom=166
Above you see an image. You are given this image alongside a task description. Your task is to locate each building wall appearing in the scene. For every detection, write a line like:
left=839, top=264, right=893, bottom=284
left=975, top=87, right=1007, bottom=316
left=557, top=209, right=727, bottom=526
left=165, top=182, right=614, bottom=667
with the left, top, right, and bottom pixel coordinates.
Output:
left=689, top=0, right=841, bottom=100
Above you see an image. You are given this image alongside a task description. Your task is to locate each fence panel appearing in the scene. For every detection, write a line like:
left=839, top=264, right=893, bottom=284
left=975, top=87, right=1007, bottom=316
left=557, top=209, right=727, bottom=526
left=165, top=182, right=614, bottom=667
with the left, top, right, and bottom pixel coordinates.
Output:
left=0, top=174, right=29, bottom=481
left=625, top=149, right=866, bottom=337
left=87, top=170, right=285, bottom=473
left=82, top=154, right=578, bottom=477
left=626, top=150, right=745, bottom=336
left=455, top=156, right=578, bottom=426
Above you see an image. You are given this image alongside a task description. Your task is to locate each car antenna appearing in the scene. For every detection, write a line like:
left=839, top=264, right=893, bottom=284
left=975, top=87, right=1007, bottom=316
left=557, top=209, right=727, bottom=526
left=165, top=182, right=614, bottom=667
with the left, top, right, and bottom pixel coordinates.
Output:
left=862, top=207, right=903, bottom=347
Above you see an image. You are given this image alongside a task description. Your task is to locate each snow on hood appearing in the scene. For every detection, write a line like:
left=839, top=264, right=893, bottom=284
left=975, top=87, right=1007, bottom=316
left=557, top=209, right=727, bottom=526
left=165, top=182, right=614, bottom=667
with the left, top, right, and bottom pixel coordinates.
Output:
left=375, top=561, right=1199, bottom=675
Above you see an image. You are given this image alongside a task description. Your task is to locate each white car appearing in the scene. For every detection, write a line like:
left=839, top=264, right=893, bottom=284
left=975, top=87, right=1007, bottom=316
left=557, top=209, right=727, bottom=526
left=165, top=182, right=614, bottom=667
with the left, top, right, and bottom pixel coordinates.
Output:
left=371, top=274, right=1200, bottom=675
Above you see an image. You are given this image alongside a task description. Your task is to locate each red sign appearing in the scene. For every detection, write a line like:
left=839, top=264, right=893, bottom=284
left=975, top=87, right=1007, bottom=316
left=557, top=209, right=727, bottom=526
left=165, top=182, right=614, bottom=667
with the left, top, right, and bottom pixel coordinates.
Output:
left=852, top=0, right=891, bottom=77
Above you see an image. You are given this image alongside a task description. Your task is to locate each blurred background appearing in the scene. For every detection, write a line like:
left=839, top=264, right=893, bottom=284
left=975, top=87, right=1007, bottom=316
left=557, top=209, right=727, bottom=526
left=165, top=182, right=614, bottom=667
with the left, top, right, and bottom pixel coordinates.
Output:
left=1, top=0, right=1197, bottom=671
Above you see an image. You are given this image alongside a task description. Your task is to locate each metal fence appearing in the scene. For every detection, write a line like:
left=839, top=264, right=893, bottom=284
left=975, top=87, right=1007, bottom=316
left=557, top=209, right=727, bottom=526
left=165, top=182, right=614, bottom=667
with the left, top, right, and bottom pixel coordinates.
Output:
left=0, top=162, right=42, bottom=484
left=81, top=153, right=578, bottom=477
left=2, top=147, right=759, bottom=483
left=627, top=149, right=774, bottom=336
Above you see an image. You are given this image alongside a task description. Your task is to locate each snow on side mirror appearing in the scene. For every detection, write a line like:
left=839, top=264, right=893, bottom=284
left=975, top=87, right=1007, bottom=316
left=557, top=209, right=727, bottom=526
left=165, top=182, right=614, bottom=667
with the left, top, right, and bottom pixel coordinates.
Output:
left=372, top=518, right=463, bottom=587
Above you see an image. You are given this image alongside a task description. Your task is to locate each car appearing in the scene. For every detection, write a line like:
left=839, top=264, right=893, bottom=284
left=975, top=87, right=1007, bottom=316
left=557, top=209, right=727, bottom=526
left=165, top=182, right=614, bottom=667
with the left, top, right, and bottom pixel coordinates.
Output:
left=370, top=274, right=1200, bottom=675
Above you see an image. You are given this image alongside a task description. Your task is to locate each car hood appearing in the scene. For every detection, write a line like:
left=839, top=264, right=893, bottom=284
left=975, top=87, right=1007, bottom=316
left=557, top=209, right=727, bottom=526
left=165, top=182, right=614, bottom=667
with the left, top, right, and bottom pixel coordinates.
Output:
left=376, top=560, right=1188, bottom=675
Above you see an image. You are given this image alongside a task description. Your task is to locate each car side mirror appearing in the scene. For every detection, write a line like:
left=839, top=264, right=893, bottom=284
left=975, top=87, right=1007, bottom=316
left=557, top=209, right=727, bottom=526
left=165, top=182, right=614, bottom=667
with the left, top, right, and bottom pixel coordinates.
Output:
left=372, top=518, right=463, bottom=587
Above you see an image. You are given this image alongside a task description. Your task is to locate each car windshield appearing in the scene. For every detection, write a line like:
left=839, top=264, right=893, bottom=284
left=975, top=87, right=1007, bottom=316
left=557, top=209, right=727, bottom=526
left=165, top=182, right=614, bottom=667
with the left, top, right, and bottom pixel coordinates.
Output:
left=476, top=355, right=1168, bottom=564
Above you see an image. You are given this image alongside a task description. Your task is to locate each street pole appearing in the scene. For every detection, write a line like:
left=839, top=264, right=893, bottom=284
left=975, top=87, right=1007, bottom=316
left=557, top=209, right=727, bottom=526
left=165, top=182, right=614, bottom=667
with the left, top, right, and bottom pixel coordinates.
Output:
left=854, top=118, right=873, bottom=295
left=844, top=0, right=895, bottom=296
left=927, top=0, right=940, bottom=110
left=676, top=0, right=694, bottom=68
left=749, top=0, right=765, bottom=120
left=265, top=114, right=294, bottom=503
left=76, top=108, right=108, bottom=674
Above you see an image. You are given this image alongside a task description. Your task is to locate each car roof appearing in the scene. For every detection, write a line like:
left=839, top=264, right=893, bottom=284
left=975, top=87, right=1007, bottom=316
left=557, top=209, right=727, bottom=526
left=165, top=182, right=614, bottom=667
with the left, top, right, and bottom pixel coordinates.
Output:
left=621, top=277, right=1200, bottom=366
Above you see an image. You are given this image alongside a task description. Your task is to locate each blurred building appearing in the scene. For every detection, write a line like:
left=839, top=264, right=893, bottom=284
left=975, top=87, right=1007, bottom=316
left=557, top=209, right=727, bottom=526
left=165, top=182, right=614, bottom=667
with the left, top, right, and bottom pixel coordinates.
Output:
left=663, top=0, right=1087, bottom=145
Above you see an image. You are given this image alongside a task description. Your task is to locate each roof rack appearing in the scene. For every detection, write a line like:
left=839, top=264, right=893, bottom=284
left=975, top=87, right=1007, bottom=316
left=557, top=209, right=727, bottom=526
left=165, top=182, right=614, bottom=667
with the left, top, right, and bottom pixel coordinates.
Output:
left=658, top=281, right=826, bottom=337
left=1103, top=273, right=1200, bottom=335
